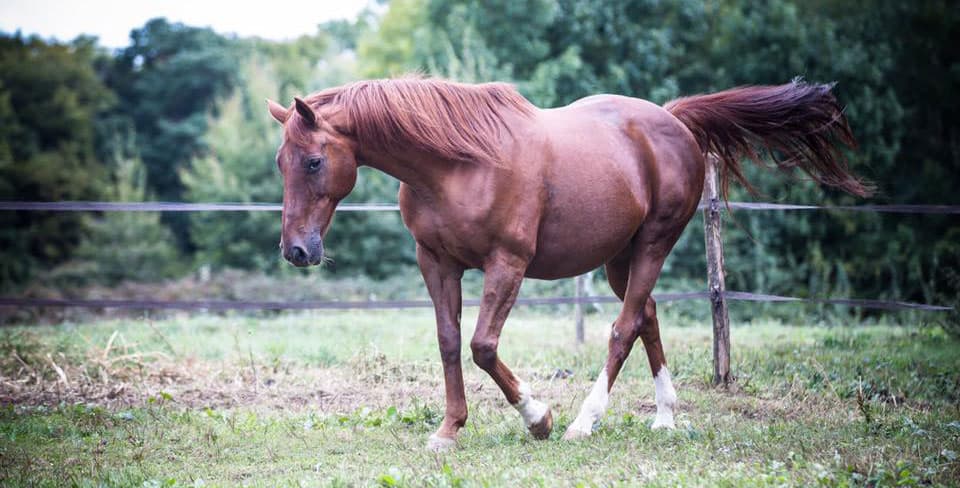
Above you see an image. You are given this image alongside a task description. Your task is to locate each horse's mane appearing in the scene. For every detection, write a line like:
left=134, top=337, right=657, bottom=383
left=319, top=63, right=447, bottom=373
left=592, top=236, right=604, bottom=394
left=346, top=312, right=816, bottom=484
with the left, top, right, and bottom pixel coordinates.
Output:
left=293, top=77, right=535, bottom=165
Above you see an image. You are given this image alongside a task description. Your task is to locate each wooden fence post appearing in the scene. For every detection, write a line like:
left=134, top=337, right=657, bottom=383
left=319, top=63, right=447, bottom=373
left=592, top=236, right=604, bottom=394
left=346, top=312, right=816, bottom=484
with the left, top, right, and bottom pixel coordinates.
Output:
left=702, top=155, right=733, bottom=386
left=574, top=274, right=585, bottom=345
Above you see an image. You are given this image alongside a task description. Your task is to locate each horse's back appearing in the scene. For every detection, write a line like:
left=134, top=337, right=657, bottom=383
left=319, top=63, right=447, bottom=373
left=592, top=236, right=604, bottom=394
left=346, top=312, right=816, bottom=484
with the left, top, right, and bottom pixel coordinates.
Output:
left=547, top=93, right=704, bottom=213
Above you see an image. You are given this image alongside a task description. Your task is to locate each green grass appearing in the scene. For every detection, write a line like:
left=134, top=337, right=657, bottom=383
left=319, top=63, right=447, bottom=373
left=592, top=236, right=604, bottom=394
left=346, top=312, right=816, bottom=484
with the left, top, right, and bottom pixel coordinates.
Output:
left=1, top=308, right=958, bottom=486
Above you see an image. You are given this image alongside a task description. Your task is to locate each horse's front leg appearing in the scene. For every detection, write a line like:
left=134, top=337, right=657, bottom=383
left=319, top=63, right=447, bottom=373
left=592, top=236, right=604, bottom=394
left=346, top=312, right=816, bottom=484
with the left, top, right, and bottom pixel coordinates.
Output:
left=471, top=250, right=553, bottom=440
left=416, top=245, right=467, bottom=451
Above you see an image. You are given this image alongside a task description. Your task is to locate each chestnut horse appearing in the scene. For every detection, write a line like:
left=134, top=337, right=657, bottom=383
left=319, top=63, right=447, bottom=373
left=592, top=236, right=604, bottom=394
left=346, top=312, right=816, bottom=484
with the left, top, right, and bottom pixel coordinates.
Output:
left=266, top=77, right=867, bottom=450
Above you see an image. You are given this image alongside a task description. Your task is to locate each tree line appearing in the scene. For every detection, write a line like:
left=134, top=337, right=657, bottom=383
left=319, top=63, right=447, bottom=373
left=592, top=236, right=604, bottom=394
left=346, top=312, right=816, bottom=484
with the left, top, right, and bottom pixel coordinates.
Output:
left=1, top=0, right=957, bottom=311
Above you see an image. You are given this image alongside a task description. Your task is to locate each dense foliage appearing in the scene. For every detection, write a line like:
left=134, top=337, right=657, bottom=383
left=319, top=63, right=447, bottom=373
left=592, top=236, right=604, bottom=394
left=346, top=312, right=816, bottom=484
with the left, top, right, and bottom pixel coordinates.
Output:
left=0, top=35, right=113, bottom=285
left=0, top=1, right=957, bottom=310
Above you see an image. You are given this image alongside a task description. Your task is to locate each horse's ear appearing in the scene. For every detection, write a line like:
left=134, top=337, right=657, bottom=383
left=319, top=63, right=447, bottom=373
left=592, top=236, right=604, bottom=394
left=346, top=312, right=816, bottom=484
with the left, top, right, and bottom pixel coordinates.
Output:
left=294, top=97, right=318, bottom=127
left=266, top=99, right=289, bottom=124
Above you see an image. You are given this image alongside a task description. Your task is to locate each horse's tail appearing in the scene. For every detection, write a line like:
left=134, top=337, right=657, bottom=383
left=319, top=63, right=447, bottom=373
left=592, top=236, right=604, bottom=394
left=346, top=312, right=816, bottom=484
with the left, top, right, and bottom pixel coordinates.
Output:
left=663, top=79, right=872, bottom=197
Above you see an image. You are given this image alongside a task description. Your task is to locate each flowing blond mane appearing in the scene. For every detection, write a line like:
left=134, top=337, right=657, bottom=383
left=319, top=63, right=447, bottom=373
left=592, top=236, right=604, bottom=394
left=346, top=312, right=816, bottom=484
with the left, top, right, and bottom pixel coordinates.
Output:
left=291, top=77, right=535, bottom=165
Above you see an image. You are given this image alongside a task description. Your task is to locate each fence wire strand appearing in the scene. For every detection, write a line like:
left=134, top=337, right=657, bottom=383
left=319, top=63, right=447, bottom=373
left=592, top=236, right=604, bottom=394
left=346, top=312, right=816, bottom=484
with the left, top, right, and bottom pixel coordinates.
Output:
left=0, top=291, right=950, bottom=312
left=1, top=201, right=958, bottom=214
left=1, top=199, right=955, bottom=313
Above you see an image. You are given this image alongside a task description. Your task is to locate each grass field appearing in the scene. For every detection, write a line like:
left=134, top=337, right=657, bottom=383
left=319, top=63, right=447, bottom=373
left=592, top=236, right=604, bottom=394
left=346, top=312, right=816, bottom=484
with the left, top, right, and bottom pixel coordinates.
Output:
left=1, top=307, right=958, bottom=487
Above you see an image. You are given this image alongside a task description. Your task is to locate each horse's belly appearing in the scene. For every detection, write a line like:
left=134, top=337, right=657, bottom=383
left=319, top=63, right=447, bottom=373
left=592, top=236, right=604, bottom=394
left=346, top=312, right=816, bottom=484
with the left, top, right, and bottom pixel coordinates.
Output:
left=520, top=104, right=654, bottom=279
left=524, top=189, right=645, bottom=280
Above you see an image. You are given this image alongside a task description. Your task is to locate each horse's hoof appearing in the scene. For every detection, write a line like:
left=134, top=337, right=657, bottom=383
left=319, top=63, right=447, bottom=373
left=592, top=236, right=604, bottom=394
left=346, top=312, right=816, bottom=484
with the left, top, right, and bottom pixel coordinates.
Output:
left=528, top=408, right=553, bottom=440
left=426, top=433, right=457, bottom=452
left=561, top=424, right=591, bottom=441
left=651, top=415, right=676, bottom=430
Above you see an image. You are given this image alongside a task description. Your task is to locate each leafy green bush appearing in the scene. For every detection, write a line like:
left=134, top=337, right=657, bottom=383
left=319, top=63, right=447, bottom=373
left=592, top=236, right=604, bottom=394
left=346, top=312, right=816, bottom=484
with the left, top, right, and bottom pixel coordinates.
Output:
left=0, top=34, right=114, bottom=289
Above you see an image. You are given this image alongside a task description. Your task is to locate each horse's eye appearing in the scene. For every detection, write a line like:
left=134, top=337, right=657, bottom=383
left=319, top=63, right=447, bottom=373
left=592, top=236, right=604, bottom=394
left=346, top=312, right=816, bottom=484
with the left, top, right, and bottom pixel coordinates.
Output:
left=306, top=157, right=323, bottom=173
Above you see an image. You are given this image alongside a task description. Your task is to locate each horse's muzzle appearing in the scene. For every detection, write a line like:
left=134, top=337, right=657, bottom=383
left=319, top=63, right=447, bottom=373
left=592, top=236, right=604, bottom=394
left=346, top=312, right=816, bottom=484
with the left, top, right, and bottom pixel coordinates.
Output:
left=282, top=235, right=324, bottom=267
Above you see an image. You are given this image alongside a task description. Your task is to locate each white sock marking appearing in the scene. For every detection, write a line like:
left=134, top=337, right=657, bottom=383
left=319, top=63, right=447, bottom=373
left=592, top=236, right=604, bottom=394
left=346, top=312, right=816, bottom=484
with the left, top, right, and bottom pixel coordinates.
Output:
left=651, top=366, right=677, bottom=429
left=427, top=433, right=457, bottom=452
left=513, top=381, right=549, bottom=427
left=567, top=369, right=609, bottom=435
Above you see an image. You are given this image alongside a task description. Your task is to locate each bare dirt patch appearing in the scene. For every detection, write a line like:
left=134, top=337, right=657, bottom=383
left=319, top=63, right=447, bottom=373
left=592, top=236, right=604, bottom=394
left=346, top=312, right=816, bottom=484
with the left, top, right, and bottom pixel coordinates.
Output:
left=0, top=348, right=449, bottom=413
left=1, top=339, right=669, bottom=421
left=0, top=331, right=593, bottom=416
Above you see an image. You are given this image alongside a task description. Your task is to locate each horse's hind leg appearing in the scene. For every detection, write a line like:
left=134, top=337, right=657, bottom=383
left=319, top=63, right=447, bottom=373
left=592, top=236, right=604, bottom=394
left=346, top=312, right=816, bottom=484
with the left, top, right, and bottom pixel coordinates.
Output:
left=604, top=248, right=630, bottom=300
left=639, top=297, right=678, bottom=428
left=563, top=224, right=684, bottom=439
left=603, top=254, right=677, bottom=428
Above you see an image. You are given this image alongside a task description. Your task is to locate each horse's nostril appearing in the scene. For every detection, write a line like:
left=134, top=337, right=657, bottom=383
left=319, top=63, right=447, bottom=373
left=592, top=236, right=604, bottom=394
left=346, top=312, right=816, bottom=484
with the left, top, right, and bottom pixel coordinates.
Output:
left=290, top=245, right=307, bottom=263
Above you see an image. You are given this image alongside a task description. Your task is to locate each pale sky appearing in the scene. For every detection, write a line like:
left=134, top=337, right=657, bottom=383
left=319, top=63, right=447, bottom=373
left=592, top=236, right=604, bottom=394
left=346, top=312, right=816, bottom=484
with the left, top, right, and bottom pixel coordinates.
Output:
left=0, top=0, right=372, bottom=48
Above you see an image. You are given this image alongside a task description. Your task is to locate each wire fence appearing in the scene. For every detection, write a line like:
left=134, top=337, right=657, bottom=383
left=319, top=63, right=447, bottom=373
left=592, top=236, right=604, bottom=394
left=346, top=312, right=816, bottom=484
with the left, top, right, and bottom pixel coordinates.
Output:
left=1, top=200, right=957, bottom=214
left=0, top=291, right=950, bottom=312
left=1, top=199, right=956, bottom=313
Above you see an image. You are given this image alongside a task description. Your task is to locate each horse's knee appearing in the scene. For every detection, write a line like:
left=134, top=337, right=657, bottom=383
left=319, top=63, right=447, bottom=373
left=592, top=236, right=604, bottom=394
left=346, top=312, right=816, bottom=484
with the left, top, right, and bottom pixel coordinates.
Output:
left=437, top=326, right=461, bottom=364
left=470, top=338, right=498, bottom=370
left=438, top=338, right=460, bottom=365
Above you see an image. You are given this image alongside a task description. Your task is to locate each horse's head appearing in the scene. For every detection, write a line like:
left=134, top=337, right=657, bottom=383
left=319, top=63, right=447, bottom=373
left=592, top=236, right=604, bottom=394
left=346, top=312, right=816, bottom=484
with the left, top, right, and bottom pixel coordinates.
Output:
left=267, top=97, right=358, bottom=267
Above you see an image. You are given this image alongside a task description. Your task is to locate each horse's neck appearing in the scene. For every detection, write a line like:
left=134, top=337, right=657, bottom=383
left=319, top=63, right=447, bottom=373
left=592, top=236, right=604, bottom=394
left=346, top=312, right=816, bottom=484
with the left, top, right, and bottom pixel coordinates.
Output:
left=351, top=101, right=530, bottom=194
left=358, top=147, right=455, bottom=196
